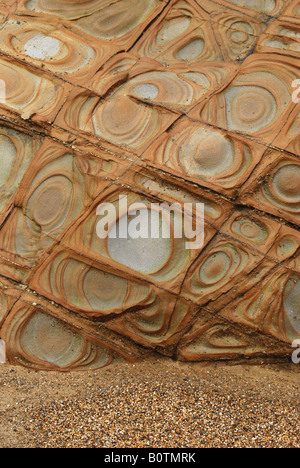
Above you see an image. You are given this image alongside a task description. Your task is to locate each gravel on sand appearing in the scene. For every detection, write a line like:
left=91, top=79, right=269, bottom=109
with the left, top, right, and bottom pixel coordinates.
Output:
left=0, top=359, right=299, bottom=448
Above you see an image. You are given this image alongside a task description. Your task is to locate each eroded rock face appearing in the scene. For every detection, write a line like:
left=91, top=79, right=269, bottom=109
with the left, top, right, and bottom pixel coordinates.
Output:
left=0, top=0, right=299, bottom=370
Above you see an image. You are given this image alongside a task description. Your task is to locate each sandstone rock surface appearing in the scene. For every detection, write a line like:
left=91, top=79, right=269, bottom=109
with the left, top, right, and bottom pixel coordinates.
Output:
left=0, top=0, right=299, bottom=370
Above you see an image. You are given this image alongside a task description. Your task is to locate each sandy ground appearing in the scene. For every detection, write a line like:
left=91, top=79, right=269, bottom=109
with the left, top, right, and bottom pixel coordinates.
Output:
left=0, top=358, right=299, bottom=448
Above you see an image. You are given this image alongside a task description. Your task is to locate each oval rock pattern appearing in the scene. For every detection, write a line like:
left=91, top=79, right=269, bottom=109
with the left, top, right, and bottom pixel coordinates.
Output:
left=0, top=0, right=298, bottom=370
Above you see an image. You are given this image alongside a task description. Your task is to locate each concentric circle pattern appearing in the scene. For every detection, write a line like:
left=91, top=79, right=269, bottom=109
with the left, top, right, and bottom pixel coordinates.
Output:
left=0, top=0, right=299, bottom=370
left=0, top=19, right=111, bottom=84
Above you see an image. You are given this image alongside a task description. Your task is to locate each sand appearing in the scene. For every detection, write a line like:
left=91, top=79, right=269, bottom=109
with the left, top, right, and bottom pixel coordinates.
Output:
left=0, top=358, right=299, bottom=448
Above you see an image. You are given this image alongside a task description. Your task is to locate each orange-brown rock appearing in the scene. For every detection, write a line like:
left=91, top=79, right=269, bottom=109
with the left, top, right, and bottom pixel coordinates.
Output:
left=0, top=0, right=298, bottom=371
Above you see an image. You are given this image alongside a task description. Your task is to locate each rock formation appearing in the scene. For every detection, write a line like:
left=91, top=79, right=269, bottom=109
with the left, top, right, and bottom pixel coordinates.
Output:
left=0, top=0, right=299, bottom=370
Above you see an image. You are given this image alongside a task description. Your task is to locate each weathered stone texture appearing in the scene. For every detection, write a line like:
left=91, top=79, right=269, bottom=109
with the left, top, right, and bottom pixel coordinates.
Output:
left=0, top=0, right=299, bottom=370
